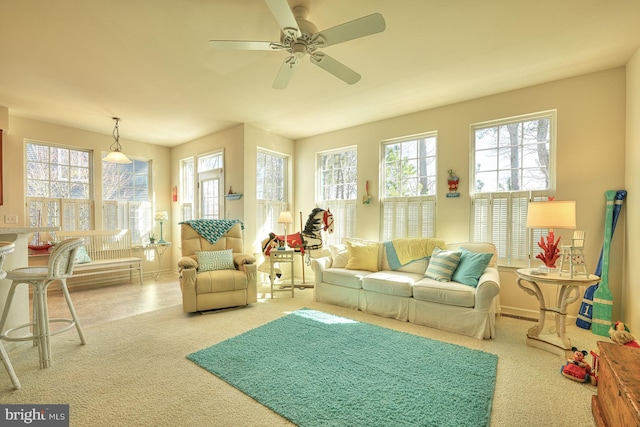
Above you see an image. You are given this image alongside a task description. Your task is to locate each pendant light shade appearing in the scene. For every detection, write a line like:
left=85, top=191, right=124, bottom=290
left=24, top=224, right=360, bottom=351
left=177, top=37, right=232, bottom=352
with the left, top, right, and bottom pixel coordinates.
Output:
left=104, top=117, right=132, bottom=164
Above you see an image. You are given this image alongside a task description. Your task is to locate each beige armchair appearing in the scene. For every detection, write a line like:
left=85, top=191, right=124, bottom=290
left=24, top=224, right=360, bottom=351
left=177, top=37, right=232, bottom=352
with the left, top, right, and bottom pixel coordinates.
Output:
left=178, top=222, right=257, bottom=313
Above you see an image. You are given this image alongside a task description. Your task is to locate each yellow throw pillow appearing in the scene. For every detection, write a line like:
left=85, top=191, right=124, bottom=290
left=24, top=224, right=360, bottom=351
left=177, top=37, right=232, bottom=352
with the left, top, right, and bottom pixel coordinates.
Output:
left=345, top=241, right=379, bottom=272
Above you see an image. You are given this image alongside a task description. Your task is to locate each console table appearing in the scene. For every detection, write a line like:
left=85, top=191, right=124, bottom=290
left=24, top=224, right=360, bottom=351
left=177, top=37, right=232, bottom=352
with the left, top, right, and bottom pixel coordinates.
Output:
left=144, top=242, right=172, bottom=279
left=515, top=269, right=599, bottom=357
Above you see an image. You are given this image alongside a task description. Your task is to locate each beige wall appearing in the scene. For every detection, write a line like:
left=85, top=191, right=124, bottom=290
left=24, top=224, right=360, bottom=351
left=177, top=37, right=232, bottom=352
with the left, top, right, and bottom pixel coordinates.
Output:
left=169, top=123, right=295, bottom=260
left=295, top=68, right=627, bottom=320
left=625, top=48, right=640, bottom=333
left=1, top=64, right=635, bottom=325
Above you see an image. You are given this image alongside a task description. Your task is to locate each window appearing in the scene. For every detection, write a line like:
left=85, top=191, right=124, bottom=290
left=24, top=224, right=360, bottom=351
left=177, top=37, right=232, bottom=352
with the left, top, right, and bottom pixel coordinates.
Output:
left=381, top=133, right=437, bottom=240
left=180, top=158, right=194, bottom=221
left=26, top=141, right=93, bottom=233
left=102, top=156, right=152, bottom=244
left=256, top=150, right=287, bottom=238
left=317, top=147, right=357, bottom=245
left=471, top=111, right=556, bottom=266
left=197, top=153, right=224, bottom=220
left=179, top=152, right=224, bottom=222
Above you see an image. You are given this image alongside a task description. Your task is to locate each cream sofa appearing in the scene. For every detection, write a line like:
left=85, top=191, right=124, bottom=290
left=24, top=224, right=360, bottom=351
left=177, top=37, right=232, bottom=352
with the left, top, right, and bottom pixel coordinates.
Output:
left=311, top=240, right=500, bottom=339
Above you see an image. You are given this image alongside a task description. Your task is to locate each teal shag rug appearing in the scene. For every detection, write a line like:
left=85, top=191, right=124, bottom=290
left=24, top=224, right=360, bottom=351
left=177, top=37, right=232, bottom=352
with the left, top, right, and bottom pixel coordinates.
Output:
left=187, top=309, right=498, bottom=427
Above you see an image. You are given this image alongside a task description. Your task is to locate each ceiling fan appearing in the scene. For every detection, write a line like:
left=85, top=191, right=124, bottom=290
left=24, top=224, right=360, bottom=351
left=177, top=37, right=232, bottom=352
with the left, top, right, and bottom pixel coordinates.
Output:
left=209, top=0, right=386, bottom=89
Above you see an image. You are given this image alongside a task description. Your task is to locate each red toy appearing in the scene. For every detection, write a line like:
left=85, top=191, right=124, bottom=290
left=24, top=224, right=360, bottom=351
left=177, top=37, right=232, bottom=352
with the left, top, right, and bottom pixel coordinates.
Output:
left=561, top=347, right=592, bottom=383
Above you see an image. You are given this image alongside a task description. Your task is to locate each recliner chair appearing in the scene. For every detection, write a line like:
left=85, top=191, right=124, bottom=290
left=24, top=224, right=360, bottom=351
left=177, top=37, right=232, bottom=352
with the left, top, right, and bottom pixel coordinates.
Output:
left=178, top=221, right=257, bottom=313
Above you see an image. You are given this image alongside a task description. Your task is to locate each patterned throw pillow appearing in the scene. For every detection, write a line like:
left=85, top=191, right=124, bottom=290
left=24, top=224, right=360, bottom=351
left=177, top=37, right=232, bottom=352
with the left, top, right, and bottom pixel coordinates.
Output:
left=74, top=246, right=92, bottom=264
left=424, top=247, right=462, bottom=282
left=197, top=249, right=235, bottom=272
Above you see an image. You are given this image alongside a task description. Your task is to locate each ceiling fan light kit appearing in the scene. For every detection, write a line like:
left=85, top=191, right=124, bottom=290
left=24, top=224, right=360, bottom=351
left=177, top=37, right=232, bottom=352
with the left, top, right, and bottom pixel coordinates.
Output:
left=210, top=1, right=385, bottom=89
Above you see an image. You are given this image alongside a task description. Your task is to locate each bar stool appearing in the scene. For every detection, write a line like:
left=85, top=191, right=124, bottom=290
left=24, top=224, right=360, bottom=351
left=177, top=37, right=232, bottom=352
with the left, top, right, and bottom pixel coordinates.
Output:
left=558, top=230, right=589, bottom=278
left=0, top=242, right=21, bottom=389
left=0, top=238, right=86, bottom=370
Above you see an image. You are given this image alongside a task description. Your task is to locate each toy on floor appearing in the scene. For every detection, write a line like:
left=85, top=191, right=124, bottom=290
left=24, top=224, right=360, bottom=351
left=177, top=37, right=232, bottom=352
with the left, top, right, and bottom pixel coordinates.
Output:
left=609, top=321, right=640, bottom=348
left=561, top=347, right=592, bottom=383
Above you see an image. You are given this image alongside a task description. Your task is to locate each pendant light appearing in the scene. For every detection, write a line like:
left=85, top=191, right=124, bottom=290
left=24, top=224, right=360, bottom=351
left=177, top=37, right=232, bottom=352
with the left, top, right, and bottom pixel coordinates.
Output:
left=104, top=117, right=132, bottom=164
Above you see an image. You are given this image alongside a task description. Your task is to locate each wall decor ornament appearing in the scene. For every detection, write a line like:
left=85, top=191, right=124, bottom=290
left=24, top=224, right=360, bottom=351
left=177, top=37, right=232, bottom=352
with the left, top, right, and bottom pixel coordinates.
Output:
left=446, top=169, right=460, bottom=198
left=362, top=180, right=372, bottom=204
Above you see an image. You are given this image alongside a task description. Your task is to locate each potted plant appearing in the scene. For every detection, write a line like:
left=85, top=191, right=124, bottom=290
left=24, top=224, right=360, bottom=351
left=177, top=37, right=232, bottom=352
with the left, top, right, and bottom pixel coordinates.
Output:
left=149, top=234, right=157, bottom=244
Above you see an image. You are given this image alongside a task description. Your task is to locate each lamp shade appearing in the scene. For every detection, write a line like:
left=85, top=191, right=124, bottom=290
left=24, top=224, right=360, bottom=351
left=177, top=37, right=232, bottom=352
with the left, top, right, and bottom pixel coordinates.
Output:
left=103, top=151, right=132, bottom=164
left=155, top=211, right=169, bottom=222
left=526, top=201, right=576, bottom=229
left=278, top=211, right=293, bottom=224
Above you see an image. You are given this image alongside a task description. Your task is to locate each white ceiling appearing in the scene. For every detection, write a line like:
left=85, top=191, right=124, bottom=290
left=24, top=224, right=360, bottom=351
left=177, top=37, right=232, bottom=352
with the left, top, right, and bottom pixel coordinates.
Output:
left=2, top=0, right=640, bottom=146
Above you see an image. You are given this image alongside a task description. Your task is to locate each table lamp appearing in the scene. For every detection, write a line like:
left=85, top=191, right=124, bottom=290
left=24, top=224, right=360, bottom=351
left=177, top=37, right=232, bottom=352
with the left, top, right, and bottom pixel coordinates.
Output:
left=526, top=200, right=576, bottom=270
left=277, top=211, right=293, bottom=249
left=155, top=211, right=169, bottom=244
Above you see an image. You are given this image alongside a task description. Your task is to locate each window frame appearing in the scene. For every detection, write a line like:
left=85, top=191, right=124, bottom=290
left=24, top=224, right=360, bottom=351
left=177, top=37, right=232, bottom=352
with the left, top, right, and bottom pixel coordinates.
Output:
left=470, top=110, right=557, bottom=267
left=25, top=140, right=94, bottom=232
left=380, top=132, right=437, bottom=240
left=316, top=146, right=357, bottom=245
left=102, top=153, right=152, bottom=244
left=256, top=149, right=289, bottom=239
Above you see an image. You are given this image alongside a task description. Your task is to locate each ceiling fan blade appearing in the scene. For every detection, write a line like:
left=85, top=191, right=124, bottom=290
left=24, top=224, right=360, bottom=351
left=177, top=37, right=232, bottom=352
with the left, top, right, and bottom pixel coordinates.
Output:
left=310, top=53, right=361, bottom=85
left=314, top=13, right=386, bottom=48
left=273, top=57, right=299, bottom=89
left=209, top=40, right=276, bottom=51
left=265, top=0, right=301, bottom=38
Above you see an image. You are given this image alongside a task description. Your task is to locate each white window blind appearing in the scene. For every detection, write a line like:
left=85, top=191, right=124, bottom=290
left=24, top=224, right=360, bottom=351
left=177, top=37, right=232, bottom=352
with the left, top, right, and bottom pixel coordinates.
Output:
left=382, top=197, right=435, bottom=241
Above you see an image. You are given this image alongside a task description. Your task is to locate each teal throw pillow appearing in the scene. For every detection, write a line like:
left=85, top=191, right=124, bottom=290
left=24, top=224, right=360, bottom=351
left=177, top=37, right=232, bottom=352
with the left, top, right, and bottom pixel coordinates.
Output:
left=197, top=249, right=234, bottom=272
left=424, top=248, right=461, bottom=282
left=452, top=248, right=493, bottom=287
left=74, top=246, right=92, bottom=264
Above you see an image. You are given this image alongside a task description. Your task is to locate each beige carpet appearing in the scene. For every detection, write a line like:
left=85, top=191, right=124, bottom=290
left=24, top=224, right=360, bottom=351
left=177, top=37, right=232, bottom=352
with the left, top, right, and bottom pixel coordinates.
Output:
left=1, top=287, right=601, bottom=426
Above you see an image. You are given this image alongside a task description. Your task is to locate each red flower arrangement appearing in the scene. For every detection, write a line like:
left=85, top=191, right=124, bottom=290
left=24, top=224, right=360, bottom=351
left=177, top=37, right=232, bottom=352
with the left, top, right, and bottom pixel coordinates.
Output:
left=536, top=231, right=561, bottom=268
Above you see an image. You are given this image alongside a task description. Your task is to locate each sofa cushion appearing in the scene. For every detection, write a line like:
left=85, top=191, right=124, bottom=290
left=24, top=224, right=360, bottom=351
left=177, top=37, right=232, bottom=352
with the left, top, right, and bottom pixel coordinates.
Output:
left=330, top=244, right=349, bottom=268
left=445, top=242, right=497, bottom=267
left=424, top=248, right=461, bottom=281
left=344, top=238, right=384, bottom=270
left=451, top=248, right=493, bottom=287
left=345, top=241, right=379, bottom=272
left=412, top=277, right=476, bottom=307
left=74, top=246, right=92, bottom=264
left=195, top=269, right=248, bottom=293
left=361, top=271, right=423, bottom=297
left=323, top=268, right=367, bottom=289
left=197, top=249, right=234, bottom=272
